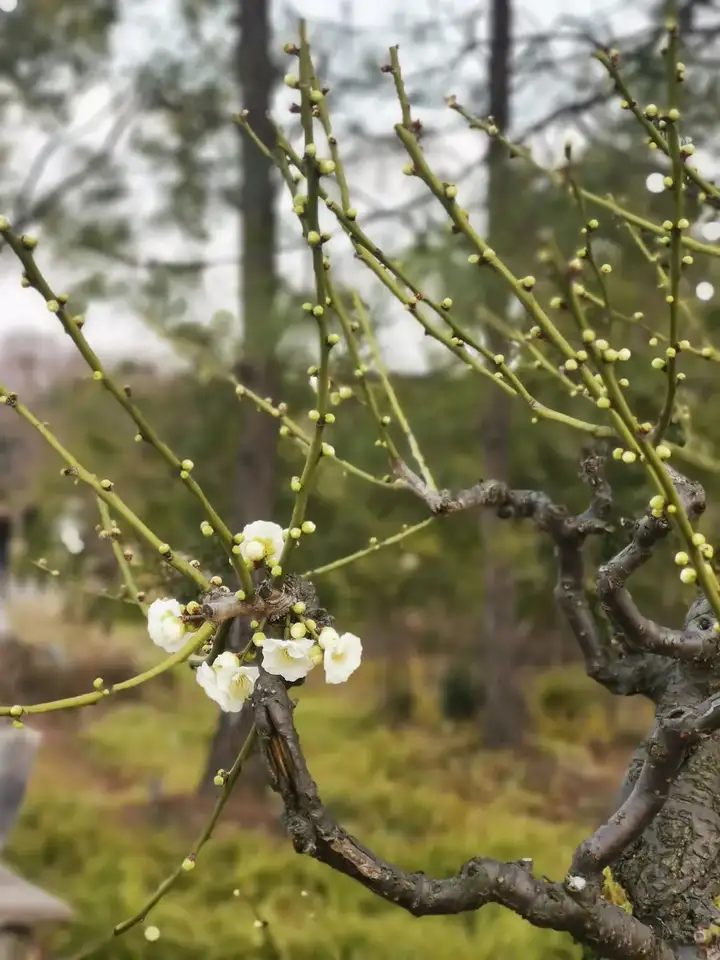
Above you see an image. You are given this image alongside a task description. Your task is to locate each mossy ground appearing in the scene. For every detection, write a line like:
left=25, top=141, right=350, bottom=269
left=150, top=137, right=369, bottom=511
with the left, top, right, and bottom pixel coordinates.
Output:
left=5, top=596, right=652, bottom=959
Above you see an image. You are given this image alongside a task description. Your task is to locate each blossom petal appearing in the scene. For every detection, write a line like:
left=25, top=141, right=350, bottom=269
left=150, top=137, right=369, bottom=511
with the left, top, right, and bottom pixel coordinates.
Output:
left=262, top=637, right=315, bottom=682
left=196, top=659, right=258, bottom=713
left=323, top=631, right=363, bottom=684
left=214, top=651, right=241, bottom=671
left=317, top=627, right=339, bottom=650
left=195, top=662, right=229, bottom=710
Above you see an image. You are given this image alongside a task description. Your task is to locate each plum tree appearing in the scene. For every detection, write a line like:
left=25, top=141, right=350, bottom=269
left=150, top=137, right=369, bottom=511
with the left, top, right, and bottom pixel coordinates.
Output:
left=3, top=16, right=720, bottom=960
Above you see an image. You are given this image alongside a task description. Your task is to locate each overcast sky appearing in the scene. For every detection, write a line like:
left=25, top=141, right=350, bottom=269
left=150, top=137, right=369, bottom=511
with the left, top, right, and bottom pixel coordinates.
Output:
left=0, top=0, right=664, bottom=374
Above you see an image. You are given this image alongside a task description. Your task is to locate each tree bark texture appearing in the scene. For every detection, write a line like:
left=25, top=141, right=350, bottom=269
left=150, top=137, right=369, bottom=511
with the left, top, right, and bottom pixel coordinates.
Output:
left=480, top=0, right=527, bottom=748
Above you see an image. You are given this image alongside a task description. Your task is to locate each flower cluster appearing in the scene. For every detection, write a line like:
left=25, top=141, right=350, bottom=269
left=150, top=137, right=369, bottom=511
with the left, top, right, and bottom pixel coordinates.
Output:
left=260, top=627, right=362, bottom=685
left=146, top=513, right=363, bottom=713
left=187, top=626, right=361, bottom=712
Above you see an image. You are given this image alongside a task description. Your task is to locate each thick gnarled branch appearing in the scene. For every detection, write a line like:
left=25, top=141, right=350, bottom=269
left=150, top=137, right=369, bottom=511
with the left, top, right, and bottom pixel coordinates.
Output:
left=250, top=672, right=674, bottom=960
left=550, top=453, right=666, bottom=699
left=393, top=458, right=580, bottom=526
left=597, top=465, right=708, bottom=661
left=395, top=453, right=661, bottom=697
left=570, top=684, right=720, bottom=885
left=395, top=451, right=720, bottom=896
left=200, top=574, right=332, bottom=627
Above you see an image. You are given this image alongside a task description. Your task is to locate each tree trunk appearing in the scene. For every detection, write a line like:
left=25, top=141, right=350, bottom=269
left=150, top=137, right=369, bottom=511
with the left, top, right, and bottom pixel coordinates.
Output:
left=614, top=702, right=720, bottom=946
left=576, top=663, right=720, bottom=957
left=479, top=0, right=527, bottom=748
left=0, top=509, right=12, bottom=642
left=197, top=0, right=280, bottom=796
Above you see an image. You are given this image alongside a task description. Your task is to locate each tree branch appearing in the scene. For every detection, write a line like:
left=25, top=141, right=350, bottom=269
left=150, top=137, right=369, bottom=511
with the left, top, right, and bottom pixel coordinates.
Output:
left=559, top=468, right=720, bottom=891
left=394, top=452, right=660, bottom=697
left=199, top=574, right=332, bottom=627
left=1, top=97, right=136, bottom=253
left=251, top=671, right=674, bottom=960
left=392, top=457, right=604, bottom=531
left=569, top=684, right=720, bottom=886
left=394, top=452, right=719, bottom=932
left=596, top=466, right=709, bottom=661
left=551, top=453, right=667, bottom=698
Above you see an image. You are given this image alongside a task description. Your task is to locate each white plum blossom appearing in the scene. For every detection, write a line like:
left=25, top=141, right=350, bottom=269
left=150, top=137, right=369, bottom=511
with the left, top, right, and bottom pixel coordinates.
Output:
left=147, top=598, right=195, bottom=653
left=262, top=636, right=316, bottom=682
left=318, top=627, right=363, bottom=684
left=309, top=375, right=318, bottom=392
left=238, top=520, right=285, bottom=567
left=196, top=651, right=259, bottom=712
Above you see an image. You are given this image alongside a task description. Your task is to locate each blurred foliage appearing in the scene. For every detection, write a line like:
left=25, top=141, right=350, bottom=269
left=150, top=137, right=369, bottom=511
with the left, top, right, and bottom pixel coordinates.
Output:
left=531, top=667, right=616, bottom=746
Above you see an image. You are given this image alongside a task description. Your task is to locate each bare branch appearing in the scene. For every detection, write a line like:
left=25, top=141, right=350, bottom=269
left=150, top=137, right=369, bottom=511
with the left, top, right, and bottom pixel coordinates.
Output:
left=200, top=574, right=332, bottom=627
left=395, top=453, right=662, bottom=697
left=551, top=453, right=668, bottom=699
left=393, top=458, right=604, bottom=531
left=1, top=96, right=137, bottom=252
left=597, top=466, right=709, bottom=661
left=251, top=671, right=674, bottom=960
left=396, top=454, right=714, bottom=694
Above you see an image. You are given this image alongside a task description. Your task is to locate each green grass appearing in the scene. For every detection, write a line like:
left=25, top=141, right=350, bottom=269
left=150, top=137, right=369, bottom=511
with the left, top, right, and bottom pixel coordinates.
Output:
left=4, top=615, right=647, bottom=960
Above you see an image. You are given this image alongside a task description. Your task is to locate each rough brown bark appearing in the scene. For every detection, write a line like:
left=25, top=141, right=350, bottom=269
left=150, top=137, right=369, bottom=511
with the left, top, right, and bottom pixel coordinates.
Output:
left=479, top=0, right=526, bottom=748
left=392, top=454, right=720, bottom=957
left=614, top=686, right=720, bottom=946
left=197, top=0, right=280, bottom=796
left=251, top=670, right=674, bottom=960
left=192, top=445, right=720, bottom=957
